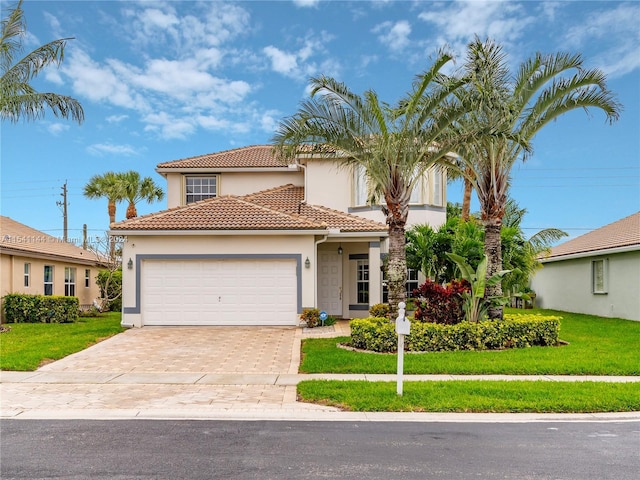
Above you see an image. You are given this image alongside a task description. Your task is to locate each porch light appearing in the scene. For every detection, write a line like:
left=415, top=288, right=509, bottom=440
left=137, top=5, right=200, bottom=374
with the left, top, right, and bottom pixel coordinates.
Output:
left=127, top=258, right=133, bottom=270
left=305, top=257, right=311, bottom=268
left=338, top=244, right=343, bottom=255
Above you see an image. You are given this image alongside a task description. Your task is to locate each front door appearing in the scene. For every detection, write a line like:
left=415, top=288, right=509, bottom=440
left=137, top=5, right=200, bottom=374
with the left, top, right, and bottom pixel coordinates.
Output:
left=318, top=251, right=343, bottom=316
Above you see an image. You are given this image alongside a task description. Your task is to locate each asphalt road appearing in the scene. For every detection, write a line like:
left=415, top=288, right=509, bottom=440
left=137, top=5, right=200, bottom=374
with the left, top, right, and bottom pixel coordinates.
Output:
left=1, top=420, right=638, bottom=479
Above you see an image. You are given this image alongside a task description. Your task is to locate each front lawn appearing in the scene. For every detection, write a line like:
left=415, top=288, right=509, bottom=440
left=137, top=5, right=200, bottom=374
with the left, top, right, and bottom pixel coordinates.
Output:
left=297, top=380, right=640, bottom=413
left=0, top=312, right=124, bottom=371
left=300, top=309, right=640, bottom=375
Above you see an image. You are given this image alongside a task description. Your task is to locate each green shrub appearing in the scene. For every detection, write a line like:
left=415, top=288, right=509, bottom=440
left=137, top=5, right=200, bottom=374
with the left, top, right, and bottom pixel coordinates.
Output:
left=3, top=294, right=79, bottom=323
left=369, top=303, right=391, bottom=318
left=349, top=314, right=561, bottom=353
left=96, top=269, right=122, bottom=312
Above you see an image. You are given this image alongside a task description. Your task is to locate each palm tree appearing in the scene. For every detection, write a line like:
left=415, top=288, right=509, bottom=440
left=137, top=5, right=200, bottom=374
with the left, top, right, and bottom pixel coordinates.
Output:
left=452, top=37, right=621, bottom=319
left=83, top=172, right=125, bottom=225
left=119, top=170, right=164, bottom=219
left=272, top=51, right=466, bottom=314
left=1, top=0, right=84, bottom=124
left=83, top=171, right=125, bottom=260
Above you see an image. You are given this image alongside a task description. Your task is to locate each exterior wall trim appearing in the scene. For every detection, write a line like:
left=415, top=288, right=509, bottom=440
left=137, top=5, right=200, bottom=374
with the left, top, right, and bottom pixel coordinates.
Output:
left=541, top=245, right=640, bottom=263
left=123, top=253, right=302, bottom=315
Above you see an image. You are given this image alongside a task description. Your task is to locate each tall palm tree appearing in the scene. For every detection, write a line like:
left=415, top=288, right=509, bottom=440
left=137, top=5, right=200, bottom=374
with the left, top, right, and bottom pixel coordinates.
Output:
left=83, top=171, right=125, bottom=260
left=119, top=170, right=164, bottom=219
left=0, top=0, right=84, bottom=124
left=83, top=171, right=125, bottom=225
left=452, top=37, right=621, bottom=319
left=272, top=51, right=466, bottom=314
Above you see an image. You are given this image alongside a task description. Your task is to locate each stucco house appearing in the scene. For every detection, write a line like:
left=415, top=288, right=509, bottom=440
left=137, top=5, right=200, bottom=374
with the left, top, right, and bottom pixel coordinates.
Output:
left=0, top=216, right=103, bottom=319
left=110, top=145, right=446, bottom=327
left=531, top=211, right=640, bottom=321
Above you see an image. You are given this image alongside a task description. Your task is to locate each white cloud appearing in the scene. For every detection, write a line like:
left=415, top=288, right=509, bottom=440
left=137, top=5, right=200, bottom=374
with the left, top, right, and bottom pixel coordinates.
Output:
left=86, top=143, right=140, bottom=157
left=106, top=115, right=128, bottom=123
left=293, top=0, right=320, bottom=8
left=372, top=20, right=411, bottom=52
left=47, top=123, right=69, bottom=135
left=263, top=46, right=299, bottom=75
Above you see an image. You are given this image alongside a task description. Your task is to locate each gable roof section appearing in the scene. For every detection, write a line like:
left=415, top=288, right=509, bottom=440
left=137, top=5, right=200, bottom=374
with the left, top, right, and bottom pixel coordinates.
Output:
left=244, top=185, right=388, bottom=233
left=110, top=185, right=388, bottom=234
left=156, top=145, right=286, bottom=170
left=0, top=216, right=98, bottom=265
left=544, top=211, right=640, bottom=261
left=110, top=195, right=324, bottom=232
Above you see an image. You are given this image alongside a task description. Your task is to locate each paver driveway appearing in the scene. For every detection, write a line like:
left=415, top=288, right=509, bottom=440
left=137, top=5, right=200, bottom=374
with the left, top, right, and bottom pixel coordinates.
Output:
left=38, top=326, right=300, bottom=374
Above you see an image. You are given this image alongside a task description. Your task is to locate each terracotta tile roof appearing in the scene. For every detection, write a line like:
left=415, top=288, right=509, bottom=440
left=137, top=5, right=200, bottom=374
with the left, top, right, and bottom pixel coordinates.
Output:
left=110, top=185, right=388, bottom=234
left=0, top=216, right=98, bottom=264
left=244, top=185, right=388, bottom=233
left=156, top=145, right=286, bottom=169
left=110, top=195, right=324, bottom=231
left=546, top=211, right=640, bottom=259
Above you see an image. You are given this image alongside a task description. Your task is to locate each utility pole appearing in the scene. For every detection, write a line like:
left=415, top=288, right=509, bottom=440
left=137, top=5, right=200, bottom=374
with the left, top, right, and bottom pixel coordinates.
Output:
left=57, top=181, right=68, bottom=242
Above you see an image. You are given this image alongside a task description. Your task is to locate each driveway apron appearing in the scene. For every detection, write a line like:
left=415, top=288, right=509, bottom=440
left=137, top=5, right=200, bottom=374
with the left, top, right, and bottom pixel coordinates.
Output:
left=1, top=325, right=347, bottom=417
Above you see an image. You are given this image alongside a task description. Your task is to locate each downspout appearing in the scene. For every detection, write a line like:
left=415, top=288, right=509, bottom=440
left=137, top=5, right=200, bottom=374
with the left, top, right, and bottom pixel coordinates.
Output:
left=314, top=234, right=328, bottom=307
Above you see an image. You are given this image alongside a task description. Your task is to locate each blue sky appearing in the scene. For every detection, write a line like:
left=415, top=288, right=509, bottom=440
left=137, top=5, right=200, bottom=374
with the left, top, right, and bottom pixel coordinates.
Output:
left=2, top=0, right=639, bottom=245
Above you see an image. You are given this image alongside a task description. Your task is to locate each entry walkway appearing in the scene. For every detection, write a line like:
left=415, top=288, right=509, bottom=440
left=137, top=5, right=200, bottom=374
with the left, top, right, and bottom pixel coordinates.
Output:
left=1, top=321, right=639, bottom=422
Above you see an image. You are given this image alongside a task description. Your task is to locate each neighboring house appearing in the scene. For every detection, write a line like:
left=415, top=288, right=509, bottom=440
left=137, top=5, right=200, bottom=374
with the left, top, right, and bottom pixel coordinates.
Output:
left=531, top=212, right=640, bottom=321
left=0, top=216, right=103, bottom=320
left=111, top=145, right=447, bottom=327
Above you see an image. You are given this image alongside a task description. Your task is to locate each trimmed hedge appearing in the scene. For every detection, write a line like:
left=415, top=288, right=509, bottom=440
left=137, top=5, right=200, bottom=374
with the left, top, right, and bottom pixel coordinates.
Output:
left=349, top=313, right=561, bottom=353
left=2, top=294, right=79, bottom=323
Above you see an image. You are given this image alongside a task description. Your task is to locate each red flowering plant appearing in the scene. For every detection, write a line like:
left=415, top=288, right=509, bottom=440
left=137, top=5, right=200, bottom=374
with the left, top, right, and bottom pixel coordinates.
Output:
left=412, top=279, right=470, bottom=325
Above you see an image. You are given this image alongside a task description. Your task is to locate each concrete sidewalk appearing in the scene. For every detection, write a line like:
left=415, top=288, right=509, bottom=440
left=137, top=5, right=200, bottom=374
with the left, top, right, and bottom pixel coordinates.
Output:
left=2, top=321, right=639, bottom=422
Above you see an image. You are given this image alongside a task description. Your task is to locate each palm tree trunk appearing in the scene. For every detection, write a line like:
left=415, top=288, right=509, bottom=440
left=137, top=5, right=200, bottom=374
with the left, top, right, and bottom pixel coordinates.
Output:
left=387, top=222, right=407, bottom=319
left=108, top=201, right=116, bottom=261
left=461, top=175, right=473, bottom=221
left=484, top=217, right=503, bottom=320
left=126, top=202, right=137, bottom=219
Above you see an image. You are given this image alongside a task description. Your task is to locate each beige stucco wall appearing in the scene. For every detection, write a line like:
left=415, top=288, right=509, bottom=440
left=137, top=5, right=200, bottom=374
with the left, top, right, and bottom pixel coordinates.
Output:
left=531, top=250, right=640, bottom=321
left=163, top=171, right=303, bottom=208
left=0, top=253, right=102, bottom=319
left=121, top=234, right=317, bottom=327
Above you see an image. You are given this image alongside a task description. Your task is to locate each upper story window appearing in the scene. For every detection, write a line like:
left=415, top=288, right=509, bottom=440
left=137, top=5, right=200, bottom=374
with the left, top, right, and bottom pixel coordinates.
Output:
left=44, top=265, right=54, bottom=296
left=185, top=176, right=217, bottom=204
left=354, top=165, right=369, bottom=207
left=431, top=168, right=443, bottom=206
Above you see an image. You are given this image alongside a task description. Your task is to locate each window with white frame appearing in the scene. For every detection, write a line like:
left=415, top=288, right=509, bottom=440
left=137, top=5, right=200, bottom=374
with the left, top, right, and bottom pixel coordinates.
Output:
left=185, top=176, right=217, bottom=204
left=24, top=263, right=30, bottom=287
left=432, top=168, right=443, bottom=206
left=409, top=174, right=422, bottom=204
left=65, top=267, right=76, bottom=297
left=44, top=265, right=54, bottom=296
left=592, top=259, right=608, bottom=294
left=85, top=269, right=91, bottom=288
left=382, top=268, right=420, bottom=302
left=356, top=259, right=369, bottom=304
left=354, top=164, right=368, bottom=206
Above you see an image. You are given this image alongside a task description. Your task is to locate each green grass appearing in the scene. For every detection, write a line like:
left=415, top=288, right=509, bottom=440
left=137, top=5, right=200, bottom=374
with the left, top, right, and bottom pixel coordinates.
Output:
left=297, top=380, right=640, bottom=413
left=300, top=309, right=640, bottom=375
left=0, top=312, right=124, bottom=371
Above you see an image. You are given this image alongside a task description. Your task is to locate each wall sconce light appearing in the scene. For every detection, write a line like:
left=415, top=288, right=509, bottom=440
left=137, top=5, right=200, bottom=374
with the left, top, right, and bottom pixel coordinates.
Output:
left=305, top=257, right=311, bottom=269
left=127, top=258, right=133, bottom=270
left=337, top=244, right=343, bottom=255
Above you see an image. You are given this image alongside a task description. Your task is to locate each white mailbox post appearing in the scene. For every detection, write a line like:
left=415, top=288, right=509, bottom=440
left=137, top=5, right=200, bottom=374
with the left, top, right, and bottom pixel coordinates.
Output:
left=395, top=302, right=411, bottom=396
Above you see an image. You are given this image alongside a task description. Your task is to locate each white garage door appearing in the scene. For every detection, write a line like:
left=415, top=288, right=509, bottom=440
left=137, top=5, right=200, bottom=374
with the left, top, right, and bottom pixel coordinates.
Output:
left=142, top=259, right=298, bottom=326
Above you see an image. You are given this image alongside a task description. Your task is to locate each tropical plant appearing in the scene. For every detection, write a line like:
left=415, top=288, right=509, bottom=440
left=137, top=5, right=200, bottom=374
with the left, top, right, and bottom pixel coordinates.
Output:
left=446, top=253, right=511, bottom=323
left=118, top=170, right=164, bottom=219
left=0, top=0, right=83, bottom=123
left=83, top=172, right=125, bottom=225
left=272, top=51, right=466, bottom=315
left=450, top=37, right=621, bottom=319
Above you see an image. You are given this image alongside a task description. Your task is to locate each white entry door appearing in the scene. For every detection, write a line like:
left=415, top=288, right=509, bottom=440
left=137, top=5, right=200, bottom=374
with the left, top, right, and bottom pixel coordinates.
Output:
left=141, top=259, right=298, bottom=326
left=318, top=251, right=343, bottom=316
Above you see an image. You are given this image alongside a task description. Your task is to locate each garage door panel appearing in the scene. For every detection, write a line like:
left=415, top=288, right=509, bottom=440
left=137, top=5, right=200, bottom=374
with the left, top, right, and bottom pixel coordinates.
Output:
left=142, top=259, right=297, bottom=326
